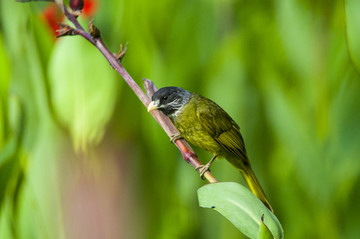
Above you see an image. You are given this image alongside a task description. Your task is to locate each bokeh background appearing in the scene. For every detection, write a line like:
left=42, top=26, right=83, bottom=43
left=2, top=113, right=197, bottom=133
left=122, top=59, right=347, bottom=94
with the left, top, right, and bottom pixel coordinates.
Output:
left=1, top=0, right=360, bottom=238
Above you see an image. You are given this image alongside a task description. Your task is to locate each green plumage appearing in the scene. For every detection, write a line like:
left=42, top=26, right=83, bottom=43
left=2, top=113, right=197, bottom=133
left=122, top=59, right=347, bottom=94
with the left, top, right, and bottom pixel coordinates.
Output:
left=173, top=94, right=249, bottom=169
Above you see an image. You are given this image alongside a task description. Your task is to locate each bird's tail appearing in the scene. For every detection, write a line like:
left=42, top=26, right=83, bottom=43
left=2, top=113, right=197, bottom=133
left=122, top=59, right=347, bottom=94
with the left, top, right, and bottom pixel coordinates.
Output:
left=240, top=166, right=273, bottom=212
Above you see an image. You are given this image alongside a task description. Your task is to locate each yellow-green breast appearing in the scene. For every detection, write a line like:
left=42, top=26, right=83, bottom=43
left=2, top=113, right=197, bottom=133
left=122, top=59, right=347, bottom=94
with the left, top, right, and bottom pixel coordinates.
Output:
left=171, top=93, right=249, bottom=169
left=172, top=94, right=226, bottom=156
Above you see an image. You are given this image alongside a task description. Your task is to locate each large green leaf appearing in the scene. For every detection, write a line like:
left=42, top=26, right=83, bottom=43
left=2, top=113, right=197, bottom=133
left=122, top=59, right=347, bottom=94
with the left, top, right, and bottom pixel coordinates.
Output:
left=48, top=37, right=119, bottom=152
left=344, top=0, right=360, bottom=72
left=198, top=182, right=283, bottom=239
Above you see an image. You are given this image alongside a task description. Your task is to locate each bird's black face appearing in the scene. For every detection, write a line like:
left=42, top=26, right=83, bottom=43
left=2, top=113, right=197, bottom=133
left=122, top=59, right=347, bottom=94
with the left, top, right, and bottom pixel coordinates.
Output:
left=148, top=87, right=191, bottom=118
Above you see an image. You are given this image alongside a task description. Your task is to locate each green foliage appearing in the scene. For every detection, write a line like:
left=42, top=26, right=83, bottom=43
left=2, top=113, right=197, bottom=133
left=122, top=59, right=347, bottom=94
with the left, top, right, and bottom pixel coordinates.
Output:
left=1, top=0, right=360, bottom=238
left=198, top=182, right=283, bottom=239
left=344, top=0, right=360, bottom=72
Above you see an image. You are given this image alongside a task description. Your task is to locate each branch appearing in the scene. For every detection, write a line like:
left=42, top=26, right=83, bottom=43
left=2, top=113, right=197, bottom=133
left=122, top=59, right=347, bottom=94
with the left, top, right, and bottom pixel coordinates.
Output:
left=42, top=1, right=218, bottom=183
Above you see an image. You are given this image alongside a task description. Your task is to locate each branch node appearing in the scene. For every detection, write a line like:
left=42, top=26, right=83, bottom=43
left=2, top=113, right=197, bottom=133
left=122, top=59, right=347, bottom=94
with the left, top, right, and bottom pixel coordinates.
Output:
left=88, top=18, right=101, bottom=40
left=56, top=23, right=76, bottom=38
left=113, top=42, right=129, bottom=63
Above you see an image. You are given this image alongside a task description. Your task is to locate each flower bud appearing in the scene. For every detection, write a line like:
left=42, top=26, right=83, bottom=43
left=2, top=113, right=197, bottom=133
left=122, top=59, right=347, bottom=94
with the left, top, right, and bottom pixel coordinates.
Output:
left=70, top=0, right=84, bottom=12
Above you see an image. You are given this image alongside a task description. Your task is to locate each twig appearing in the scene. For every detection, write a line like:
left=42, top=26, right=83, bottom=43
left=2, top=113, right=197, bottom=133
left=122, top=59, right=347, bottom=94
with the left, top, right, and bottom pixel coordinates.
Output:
left=47, top=1, right=218, bottom=183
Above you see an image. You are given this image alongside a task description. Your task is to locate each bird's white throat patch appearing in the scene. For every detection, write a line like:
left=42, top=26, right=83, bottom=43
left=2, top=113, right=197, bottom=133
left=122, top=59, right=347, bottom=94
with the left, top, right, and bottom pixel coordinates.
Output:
left=169, top=103, right=185, bottom=120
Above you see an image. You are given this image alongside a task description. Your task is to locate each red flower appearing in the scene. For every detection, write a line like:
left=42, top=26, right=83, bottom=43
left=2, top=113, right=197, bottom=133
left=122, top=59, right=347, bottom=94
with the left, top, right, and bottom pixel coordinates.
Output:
left=82, top=0, right=98, bottom=17
left=41, top=3, right=64, bottom=36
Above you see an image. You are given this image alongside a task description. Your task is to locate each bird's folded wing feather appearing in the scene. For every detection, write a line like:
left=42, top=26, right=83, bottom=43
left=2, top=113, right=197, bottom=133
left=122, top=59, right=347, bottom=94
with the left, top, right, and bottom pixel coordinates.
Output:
left=195, top=96, right=248, bottom=161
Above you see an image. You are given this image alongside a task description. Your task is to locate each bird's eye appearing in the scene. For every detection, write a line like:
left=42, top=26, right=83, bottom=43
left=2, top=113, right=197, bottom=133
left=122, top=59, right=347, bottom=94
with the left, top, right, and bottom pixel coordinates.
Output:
left=162, top=96, right=168, bottom=101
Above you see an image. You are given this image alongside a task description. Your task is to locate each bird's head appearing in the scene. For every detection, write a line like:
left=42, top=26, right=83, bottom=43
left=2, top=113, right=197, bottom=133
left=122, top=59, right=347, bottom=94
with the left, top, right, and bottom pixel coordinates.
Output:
left=147, top=87, right=191, bottom=118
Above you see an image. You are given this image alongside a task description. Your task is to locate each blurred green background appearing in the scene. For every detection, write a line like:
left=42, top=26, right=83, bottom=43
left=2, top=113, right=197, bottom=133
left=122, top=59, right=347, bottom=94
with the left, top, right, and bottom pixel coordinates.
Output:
left=1, top=0, right=360, bottom=238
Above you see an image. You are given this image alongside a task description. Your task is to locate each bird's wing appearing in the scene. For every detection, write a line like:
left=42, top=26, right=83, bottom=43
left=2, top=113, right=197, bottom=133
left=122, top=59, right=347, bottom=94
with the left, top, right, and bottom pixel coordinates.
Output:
left=195, top=95, right=248, bottom=162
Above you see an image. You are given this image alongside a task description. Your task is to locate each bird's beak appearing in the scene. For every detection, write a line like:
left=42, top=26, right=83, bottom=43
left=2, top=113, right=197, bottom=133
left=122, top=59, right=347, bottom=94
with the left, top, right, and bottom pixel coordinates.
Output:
left=147, top=101, right=159, bottom=112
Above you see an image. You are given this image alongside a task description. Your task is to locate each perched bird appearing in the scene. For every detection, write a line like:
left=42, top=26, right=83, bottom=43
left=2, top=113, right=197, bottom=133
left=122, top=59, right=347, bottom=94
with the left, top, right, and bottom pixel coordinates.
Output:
left=148, top=86, right=273, bottom=212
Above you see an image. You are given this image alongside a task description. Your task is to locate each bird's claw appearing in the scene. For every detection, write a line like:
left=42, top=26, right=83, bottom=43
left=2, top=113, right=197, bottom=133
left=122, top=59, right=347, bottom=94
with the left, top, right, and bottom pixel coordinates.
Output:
left=196, top=163, right=211, bottom=179
left=170, top=133, right=183, bottom=143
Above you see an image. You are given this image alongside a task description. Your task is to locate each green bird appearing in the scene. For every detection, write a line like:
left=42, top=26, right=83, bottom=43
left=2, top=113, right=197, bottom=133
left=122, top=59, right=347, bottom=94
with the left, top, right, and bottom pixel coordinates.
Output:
left=148, top=87, right=273, bottom=212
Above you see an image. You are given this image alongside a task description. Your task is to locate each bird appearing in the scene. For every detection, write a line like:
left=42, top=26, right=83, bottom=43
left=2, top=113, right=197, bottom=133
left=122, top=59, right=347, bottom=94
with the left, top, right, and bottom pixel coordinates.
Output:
left=147, top=86, right=273, bottom=212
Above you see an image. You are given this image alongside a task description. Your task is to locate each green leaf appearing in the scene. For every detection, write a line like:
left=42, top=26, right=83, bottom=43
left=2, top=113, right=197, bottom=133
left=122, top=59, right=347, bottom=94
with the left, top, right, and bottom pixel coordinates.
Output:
left=0, top=33, right=11, bottom=147
left=257, top=214, right=274, bottom=239
left=48, top=38, right=119, bottom=152
left=198, top=182, right=283, bottom=239
left=0, top=95, right=25, bottom=168
left=344, top=0, right=360, bottom=72
left=0, top=137, right=17, bottom=168
left=0, top=95, right=24, bottom=212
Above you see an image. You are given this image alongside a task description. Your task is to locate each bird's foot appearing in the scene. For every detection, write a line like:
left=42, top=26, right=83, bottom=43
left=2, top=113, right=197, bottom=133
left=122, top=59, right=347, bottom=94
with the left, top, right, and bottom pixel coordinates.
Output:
left=196, top=163, right=211, bottom=179
left=196, top=155, right=217, bottom=179
left=170, top=133, right=183, bottom=143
